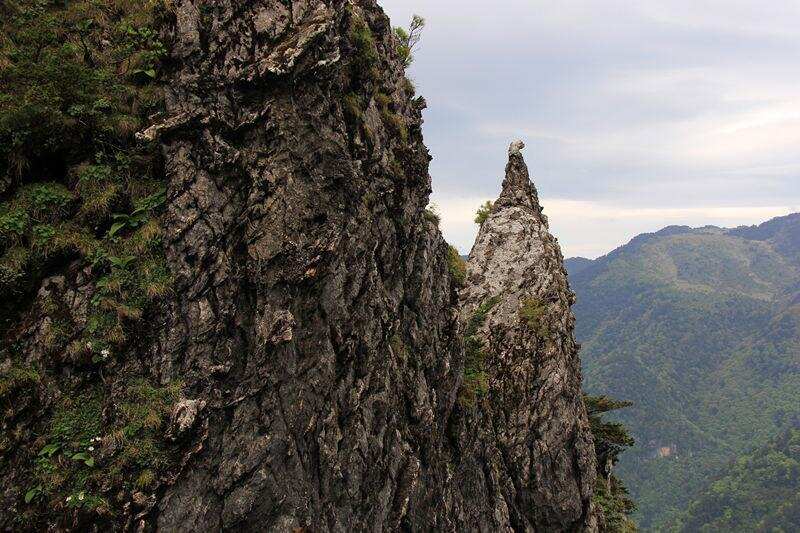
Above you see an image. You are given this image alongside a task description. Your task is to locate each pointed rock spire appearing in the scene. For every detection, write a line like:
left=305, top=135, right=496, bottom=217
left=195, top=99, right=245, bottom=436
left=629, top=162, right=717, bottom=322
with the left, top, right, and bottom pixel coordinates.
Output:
left=496, top=140, right=542, bottom=214
left=456, top=141, right=598, bottom=530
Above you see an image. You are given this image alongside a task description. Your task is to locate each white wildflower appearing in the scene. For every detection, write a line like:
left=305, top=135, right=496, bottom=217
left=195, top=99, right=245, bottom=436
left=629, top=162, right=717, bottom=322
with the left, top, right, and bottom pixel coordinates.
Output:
left=88, top=446, right=94, bottom=451
left=85, top=342, right=93, bottom=350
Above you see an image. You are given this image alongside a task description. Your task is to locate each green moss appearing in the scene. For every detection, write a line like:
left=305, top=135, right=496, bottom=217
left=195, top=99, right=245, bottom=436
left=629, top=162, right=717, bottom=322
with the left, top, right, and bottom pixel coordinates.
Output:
left=118, top=379, right=180, bottom=435
left=349, top=15, right=379, bottom=81
left=76, top=164, right=122, bottom=220
left=447, top=245, right=466, bottom=287
left=51, top=394, right=103, bottom=445
left=134, top=468, right=155, bottom=489
left=0, top=364, right=40, bottom=398
left=0, top=1, right=177, bottom=522
left=27, top=381, right=180, bottom=513
left=20, top=183, right=75, bottom=221
left=342, top=92, right=364, bottom=125
left=519, top=297, right=550, bottom=338
left=0, top=207, right=29, bottom=242
left=375, top=92, right=408, bottom=143
left=0, top=246, right=30, bottom=286
left=459, top=296, right=500, bottom=407
left=28, top=393, right=104, bottom=504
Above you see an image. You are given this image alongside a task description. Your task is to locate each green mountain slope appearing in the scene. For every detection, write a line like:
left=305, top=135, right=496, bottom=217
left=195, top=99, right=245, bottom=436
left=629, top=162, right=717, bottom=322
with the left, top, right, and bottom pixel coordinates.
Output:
left=568, top=214, right=800, bottom=530
left=671, top=424, right=800, bottom=532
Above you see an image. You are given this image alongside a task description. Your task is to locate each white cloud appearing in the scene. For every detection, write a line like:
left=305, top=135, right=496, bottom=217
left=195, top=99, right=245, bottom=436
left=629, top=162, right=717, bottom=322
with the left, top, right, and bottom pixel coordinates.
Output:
left=436, top=195, right=798, bottom=259
left=380, top=0, right=800, bottom=256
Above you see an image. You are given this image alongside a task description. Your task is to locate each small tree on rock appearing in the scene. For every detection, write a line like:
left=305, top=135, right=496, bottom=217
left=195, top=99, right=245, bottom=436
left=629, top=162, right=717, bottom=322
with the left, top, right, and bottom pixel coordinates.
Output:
left=394, top=15, right=425, bottom=68
left=475, top=201, right=494, bottom=225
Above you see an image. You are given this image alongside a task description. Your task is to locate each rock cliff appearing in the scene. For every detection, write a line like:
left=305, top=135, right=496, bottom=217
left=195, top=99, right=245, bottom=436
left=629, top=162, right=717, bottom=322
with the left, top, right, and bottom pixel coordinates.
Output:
left=455, top=141, right=598, bottom=531
left=0, top=1, right=597, bottom=531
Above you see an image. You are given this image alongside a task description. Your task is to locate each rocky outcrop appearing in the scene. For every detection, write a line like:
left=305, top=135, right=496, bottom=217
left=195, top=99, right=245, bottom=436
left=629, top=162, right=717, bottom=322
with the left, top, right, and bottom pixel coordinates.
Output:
left=150, top=1, right=463, bottom=530
left=1, top=1, right=598, bottom=531
left=453, top=141, right=598, bottom=531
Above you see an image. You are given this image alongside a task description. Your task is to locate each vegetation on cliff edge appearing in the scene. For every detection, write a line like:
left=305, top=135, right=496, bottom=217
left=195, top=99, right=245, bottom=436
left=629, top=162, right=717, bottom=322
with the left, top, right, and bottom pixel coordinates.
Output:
left=0, top=0, right=178, bottom=528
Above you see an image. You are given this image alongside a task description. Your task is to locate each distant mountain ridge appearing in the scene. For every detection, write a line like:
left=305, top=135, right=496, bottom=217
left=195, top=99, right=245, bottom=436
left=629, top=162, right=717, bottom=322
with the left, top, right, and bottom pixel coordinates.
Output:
left=564, top=257, right=593, bottom=276
left=567, top=213, right=800, bottom=529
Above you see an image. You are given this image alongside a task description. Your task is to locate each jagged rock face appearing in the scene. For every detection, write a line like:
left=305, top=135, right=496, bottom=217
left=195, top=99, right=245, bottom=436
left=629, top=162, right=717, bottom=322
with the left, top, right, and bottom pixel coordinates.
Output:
left=151, top=0, right=465, bottom=530
left=457, top=142, right=598, bottom=531
left=1, top=0, right=599, bottom=530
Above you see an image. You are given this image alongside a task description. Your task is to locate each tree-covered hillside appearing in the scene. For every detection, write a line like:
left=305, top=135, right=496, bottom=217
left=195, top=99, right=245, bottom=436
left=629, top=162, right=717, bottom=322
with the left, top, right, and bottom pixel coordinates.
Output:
left=671, top=424, right=800, bottom=532
left=568, top=214, right=800, bottom=530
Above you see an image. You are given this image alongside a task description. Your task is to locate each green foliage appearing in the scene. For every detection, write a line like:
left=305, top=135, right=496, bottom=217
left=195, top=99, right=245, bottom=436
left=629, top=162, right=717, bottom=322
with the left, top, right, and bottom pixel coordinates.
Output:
left=393, top=15, right=425, bottom=68
left=447, top=245, right=466, bottom=288
left=594, top=477, right=638, bottom=533
left=27, top=380, right=180, bottom=515
left=375, top=92, right=408, bottom=143
left=349, top=15, right=379, bottom=81
left=108, top=187, right=165, bottom=238
left=519, top=297, right=549, bottom=338
left=0, top=0, right=169, bottom=341
left=0, top=1, right=166, bottom=183
left=111, top=379, right=180, bottom=472
left=574, top=221, right=800, bottom=529
left=0, top=1, right=178, bottom=524
left=671, top=426, right=800, bottom=532
left=342, top=92, right=364, bottom=124
left=585, top=395, right=637, bottom=531
left=0, top=246, right=30, bottom=286
left=424, top=205, right=440, bottom=226
left=28, top=393, right=105, bottom=508
left=0, top=363, right=40, bottom=398
left=459, top=296, right=500, bottom=407
left=474, top=200, right=493, bottom=225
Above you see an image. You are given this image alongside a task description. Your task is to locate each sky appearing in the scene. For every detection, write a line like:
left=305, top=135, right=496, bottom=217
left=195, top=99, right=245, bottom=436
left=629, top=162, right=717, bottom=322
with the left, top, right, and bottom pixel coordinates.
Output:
left=379, top=0, right=800, bottom=258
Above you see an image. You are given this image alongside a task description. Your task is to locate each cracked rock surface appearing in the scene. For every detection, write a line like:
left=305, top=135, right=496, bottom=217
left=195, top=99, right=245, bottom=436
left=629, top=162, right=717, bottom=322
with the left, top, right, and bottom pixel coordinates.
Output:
left=1, top=1, right=599, bottom=531
left=456, top=142, right=598, bottom=532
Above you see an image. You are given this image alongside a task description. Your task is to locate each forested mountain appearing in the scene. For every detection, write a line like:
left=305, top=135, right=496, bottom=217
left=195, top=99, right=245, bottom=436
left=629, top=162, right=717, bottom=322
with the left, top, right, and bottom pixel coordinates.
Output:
left=567, top=213, right=800, bottom=529
left=564, top=257, right=593, bottom=277
left=672, top=424, right=800, bottom=532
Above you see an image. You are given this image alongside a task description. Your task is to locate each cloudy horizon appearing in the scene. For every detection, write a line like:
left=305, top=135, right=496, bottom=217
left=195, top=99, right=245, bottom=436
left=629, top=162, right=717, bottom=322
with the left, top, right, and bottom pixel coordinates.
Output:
left=380, top=1, right=800, bottom=258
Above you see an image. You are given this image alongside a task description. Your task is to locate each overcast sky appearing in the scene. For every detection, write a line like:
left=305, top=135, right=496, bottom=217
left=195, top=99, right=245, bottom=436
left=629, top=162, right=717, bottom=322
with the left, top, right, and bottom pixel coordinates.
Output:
left=379, top=0, right=800, bottom=258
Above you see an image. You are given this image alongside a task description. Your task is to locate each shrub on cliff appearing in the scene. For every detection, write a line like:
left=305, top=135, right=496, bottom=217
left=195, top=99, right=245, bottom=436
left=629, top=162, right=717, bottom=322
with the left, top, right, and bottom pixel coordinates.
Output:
left=447, top=245, right=467, bottom=287
left=585, top=394, right=637, bottom=532
left=0, top=1, right=179, bottom=528
left=393, top=15, right=425, bottom=68
left=474, top=200, right=493, bottom=225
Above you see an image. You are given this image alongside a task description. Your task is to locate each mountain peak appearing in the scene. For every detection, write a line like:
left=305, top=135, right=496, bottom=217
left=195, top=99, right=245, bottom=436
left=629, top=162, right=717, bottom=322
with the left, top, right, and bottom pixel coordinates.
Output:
left=460, top=144, right=597, bottom=530
left=497, top=139, right=543, bottom=213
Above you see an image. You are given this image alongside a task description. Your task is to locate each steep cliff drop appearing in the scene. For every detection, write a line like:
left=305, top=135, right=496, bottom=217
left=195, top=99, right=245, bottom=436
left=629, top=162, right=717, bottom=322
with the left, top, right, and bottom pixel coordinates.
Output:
left=455, top=141, right=598, bottom=531
left=0, top=1, right=598, bottom=531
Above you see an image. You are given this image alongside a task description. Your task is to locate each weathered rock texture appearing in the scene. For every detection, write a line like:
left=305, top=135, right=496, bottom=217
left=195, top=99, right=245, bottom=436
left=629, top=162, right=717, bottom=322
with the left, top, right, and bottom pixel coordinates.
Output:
left=455, top=141, right=598, bottom=531
left=1, top=1, right=598, bottom=531
left=151, top=1, right=462, bottom=530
